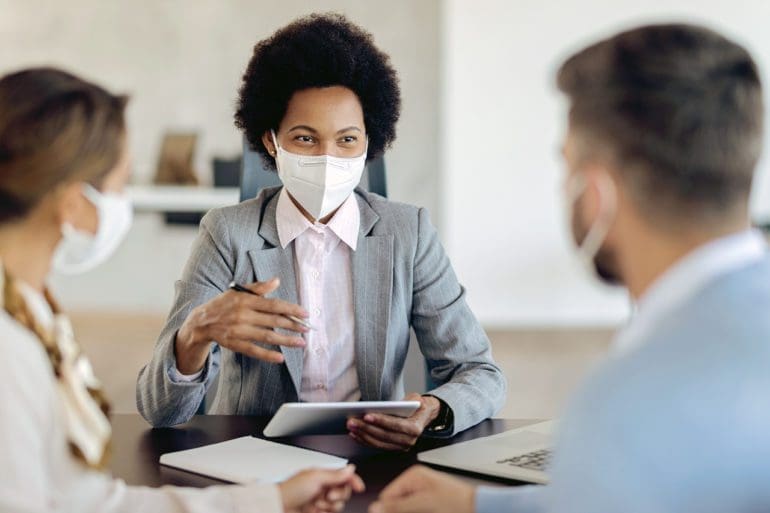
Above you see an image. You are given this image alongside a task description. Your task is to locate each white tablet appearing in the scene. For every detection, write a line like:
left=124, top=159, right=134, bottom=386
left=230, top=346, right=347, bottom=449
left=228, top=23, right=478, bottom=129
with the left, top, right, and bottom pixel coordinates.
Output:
left=263, top=401, right=421, bottom=437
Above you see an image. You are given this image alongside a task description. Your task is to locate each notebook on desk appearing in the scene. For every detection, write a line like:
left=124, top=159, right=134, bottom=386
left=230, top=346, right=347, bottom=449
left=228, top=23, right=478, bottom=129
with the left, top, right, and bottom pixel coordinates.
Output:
left=159, top=436, right=348, bottom=484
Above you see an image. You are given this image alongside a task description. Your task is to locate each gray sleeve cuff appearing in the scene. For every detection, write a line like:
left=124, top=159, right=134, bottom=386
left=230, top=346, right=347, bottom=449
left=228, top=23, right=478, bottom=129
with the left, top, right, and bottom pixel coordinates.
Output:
left=168, top=364, right=205, bottom=383
left=475, top=485, right=546, bottom=513
left=164, top=334, right=213, bottom=387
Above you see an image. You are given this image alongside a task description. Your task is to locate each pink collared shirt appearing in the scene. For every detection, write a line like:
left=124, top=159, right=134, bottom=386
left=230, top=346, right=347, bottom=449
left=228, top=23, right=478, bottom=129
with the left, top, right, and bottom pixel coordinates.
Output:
left=276, top=188, right=361, bottom=402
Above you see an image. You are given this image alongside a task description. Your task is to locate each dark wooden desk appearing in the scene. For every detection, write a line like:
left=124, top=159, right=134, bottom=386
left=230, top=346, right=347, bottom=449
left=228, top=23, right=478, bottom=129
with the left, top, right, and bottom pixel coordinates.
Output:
left=110, top=414, right=532, bottom=512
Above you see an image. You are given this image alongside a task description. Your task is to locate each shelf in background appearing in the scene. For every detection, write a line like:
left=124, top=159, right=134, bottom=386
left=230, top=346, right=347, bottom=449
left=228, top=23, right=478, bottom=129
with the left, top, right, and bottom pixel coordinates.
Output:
left=128, top=185, right=239, bottom=213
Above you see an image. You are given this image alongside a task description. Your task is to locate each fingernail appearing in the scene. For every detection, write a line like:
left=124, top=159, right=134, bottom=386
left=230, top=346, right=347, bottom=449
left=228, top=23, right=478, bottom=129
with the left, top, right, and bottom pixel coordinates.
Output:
left=364, top=414, right=374, bottom=422
left=370, top=503, right=382, bottom=513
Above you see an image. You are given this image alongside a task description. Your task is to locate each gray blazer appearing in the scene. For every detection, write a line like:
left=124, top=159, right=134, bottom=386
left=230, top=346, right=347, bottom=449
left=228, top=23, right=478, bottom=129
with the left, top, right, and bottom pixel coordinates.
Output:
left=136, top=187, right=506, bottom=431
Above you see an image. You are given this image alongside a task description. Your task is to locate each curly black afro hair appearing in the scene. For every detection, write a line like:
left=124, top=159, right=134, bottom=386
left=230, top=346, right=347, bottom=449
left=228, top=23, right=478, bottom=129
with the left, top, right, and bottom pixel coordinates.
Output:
left=234, top=13, right=401, bottom=169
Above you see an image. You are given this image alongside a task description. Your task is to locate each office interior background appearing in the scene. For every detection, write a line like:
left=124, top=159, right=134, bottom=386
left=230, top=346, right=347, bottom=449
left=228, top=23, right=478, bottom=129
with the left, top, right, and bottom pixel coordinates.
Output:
left=3, top=0, right=769, bottom=418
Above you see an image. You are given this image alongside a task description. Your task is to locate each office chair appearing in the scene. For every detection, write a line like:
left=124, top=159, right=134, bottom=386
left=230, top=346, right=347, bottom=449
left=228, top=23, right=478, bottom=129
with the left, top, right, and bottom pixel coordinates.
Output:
left=239, top=136, right=388, bottom=201
left=213, top=156, right=242, bottom=187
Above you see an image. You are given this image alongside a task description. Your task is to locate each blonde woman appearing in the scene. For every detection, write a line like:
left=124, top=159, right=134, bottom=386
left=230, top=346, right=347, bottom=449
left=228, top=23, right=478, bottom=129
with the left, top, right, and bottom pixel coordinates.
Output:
left=0, top=67, right=363, bottom=513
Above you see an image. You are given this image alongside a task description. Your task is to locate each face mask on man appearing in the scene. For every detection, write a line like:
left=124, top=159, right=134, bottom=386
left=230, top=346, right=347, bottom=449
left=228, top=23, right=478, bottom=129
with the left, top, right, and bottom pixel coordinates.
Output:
left=565, top=171, right=619, bottom=283
left=271, top=130, right=367, bottom=220
left=52, top=183, right=134, bottom=275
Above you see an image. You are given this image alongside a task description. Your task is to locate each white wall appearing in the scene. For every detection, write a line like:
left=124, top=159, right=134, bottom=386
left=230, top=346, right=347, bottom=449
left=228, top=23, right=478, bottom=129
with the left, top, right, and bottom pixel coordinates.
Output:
left=442, top=0, right=770, bottom=327
left=0, top=0, right=442, bottom=313
left=0, top=0, right=441, bottom=203
left=4, top=1, right=769, bottom=325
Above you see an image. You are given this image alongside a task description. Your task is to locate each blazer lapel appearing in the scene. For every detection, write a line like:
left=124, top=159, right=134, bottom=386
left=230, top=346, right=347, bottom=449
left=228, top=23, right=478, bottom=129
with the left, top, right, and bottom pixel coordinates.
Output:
left=352, top=193, right=394, bottom=400
left=246, top=194, right=304, bottom=396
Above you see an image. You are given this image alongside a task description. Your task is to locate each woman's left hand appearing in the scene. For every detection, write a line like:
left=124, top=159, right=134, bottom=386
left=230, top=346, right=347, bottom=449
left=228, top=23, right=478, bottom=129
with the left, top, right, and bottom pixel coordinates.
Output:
left=346, top=393, right=441, bottom=451
left=279, top=465, right=365, bottom=513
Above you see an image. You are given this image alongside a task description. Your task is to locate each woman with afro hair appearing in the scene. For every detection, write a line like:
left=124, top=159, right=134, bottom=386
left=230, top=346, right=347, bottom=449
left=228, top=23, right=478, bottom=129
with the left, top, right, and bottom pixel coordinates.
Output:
left=138, top=13, right=505, bottom=451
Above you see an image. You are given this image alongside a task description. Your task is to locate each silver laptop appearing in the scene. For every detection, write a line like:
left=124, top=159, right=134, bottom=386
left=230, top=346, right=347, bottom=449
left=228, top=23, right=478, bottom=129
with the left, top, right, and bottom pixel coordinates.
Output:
left=417, top=420, right=555, bottom=484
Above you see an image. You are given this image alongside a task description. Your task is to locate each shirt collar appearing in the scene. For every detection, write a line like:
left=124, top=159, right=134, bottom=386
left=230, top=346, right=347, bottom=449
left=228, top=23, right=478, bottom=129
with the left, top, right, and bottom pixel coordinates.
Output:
left=276, top=188, right=360, bottom=251
left=613, top=229, right=768, bottom=356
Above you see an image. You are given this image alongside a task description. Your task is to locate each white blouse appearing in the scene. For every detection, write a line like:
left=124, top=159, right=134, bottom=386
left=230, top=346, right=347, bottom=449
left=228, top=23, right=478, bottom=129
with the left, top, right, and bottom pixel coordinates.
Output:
left=0, top=286, right=283, bottom=513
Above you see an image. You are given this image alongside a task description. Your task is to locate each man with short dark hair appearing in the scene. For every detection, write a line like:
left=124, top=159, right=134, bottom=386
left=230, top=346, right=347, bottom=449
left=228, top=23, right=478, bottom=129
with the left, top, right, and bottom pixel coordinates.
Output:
left=369, top=23, right=770, bottom=513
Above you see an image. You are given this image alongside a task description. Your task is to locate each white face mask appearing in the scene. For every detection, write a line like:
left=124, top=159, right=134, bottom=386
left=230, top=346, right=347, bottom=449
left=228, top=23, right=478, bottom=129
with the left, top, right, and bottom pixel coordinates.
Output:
left=565, top=172, right=618, bottom=278
left=52, top=183, right=134, bottom=275
left=271, top=130, right=367, bottom=220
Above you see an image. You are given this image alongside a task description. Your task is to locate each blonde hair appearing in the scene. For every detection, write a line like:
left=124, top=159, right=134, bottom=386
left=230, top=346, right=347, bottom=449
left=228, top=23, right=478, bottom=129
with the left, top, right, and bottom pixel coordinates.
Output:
left=0, top=67, right=128, bottom=223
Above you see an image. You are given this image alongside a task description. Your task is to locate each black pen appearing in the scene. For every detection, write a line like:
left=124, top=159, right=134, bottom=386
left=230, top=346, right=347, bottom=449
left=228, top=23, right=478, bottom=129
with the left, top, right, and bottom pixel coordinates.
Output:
left=228, top=281, right=316, bottom=330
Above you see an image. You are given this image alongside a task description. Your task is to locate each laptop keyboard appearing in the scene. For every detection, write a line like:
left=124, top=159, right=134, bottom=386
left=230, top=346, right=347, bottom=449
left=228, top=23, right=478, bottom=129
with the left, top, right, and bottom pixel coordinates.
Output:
left=497, top=448, right=551, bottom=471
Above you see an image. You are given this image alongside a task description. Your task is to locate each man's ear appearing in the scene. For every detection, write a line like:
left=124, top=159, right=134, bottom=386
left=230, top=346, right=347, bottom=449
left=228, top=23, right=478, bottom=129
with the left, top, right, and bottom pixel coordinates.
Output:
left=588, top=165, right=621, bottom=217
left=577, top=165, right=616, bottom=220
left=262, top=131, right=277, bottom=157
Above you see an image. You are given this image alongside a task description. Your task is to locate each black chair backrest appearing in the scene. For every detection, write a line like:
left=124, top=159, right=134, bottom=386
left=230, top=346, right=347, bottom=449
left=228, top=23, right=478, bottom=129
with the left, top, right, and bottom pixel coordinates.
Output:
left=239, top=136, right=387, bottom=201
left=213, top=156, right=242, bottom=187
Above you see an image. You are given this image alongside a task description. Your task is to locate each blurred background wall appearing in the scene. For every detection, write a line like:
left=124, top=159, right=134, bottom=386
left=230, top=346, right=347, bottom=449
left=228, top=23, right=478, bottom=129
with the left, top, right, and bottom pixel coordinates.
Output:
left=442, top=0, right=770, bottom=327
left=1, top=0, right=768, bottom=416
left=0, top=0, right=442, bottom=313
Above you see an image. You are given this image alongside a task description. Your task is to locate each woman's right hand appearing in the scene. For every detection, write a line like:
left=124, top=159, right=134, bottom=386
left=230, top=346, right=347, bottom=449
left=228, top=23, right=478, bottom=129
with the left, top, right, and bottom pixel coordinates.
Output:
left=174, top=277, right=309, bottom=374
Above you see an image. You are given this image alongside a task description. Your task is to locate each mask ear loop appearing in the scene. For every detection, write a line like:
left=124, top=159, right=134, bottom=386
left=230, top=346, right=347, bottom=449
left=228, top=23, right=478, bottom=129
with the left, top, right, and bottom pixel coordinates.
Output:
left=270, top=129, right=281, bottom=154
left=82, top=183, right=105, bottom=206
left=61, top=184, right=104, bottom=238
left=568, top=172, right=618, bottom=265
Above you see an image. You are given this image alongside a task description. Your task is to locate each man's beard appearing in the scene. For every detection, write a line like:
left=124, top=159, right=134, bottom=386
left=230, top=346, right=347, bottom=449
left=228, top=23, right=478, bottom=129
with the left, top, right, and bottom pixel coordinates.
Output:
left=593, top=247, right=621, bottom=285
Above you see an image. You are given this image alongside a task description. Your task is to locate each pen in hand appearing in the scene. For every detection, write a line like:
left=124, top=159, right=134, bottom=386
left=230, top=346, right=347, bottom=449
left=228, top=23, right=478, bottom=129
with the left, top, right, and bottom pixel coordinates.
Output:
left=228, top=281, right=316, bottom=331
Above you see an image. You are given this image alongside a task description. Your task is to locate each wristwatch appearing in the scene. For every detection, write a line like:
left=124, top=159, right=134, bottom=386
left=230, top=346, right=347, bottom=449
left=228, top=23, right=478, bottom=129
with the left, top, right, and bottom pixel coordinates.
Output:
left=422, top=394, right=454, bottom=435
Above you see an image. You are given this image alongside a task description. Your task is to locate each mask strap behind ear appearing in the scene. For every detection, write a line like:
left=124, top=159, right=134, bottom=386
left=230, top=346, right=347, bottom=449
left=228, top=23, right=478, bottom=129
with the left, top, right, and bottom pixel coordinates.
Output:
left=578, top=173, right=618, bottom=263
left=271, top=130, right=280, bottom=151
left=566, top=173, right=587, bottom=203
left=81, top=183, right=105, bottom=206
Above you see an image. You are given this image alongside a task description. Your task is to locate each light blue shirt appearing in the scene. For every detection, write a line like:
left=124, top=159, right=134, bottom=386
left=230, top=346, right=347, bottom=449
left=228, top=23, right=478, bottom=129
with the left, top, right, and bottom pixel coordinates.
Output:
left=477, top=230, right=770, bottom=513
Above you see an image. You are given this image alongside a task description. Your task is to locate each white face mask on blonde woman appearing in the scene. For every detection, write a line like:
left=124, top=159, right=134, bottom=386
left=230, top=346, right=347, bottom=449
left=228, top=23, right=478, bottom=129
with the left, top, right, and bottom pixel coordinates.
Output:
left=52, top=183, right=133, bottom=275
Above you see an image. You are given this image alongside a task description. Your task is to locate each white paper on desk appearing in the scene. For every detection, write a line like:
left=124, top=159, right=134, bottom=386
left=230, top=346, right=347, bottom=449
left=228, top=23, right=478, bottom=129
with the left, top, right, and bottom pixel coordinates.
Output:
left=159, top=436, right=348, bottom=484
